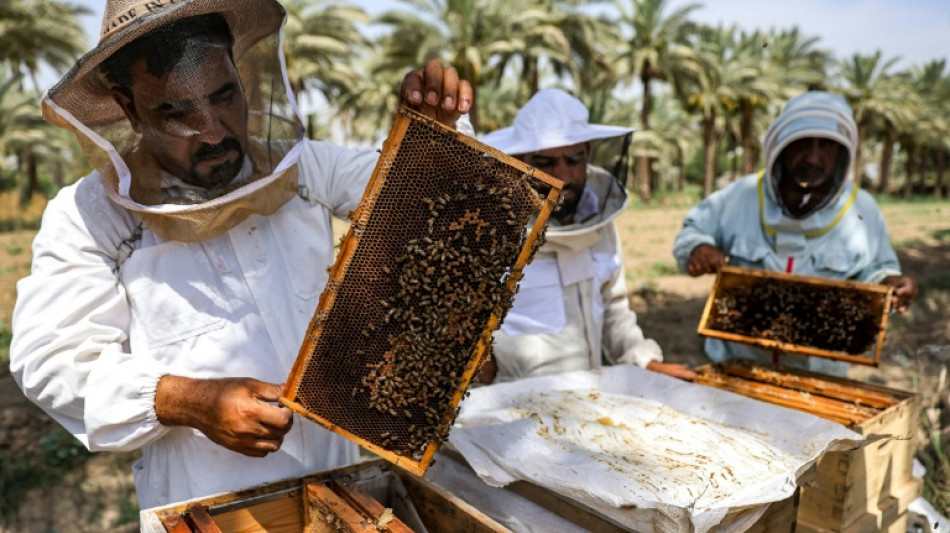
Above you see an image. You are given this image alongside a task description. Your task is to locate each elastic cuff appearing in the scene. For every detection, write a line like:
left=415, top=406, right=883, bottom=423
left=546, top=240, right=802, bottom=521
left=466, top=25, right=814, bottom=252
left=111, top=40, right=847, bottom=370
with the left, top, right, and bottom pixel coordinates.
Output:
left=866, top=269, right=902, bottom=284
left=141, top=370, right=167, bottom=425
left=675, top=236, right=717, bottom=272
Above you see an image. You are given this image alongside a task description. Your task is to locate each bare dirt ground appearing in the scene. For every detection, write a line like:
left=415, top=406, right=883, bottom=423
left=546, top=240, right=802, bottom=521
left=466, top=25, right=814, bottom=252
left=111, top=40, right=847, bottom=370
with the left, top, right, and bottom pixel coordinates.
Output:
left=1, top=198, right=948, bottom=530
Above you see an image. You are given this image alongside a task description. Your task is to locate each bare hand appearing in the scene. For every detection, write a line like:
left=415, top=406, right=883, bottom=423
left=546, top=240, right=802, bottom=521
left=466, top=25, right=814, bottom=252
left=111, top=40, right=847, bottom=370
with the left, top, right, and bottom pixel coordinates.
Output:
left=156, top=376, right=293, bottom=457
left=646, top=360, right=698, bottom=381
left=881, top=275, right=917, bottom=313
left=476, top=357, right=497, bottom=385
left=687, top=244, right=728, bottom=277
left=400, top=58, right=473, bottom=127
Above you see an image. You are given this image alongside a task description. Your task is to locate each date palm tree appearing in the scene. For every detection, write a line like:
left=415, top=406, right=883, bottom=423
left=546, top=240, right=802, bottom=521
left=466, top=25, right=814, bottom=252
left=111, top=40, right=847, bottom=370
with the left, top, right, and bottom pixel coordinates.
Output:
left=376, top=0, right=517, bottom=131
left=0, top=0, right=87, bottom=200
left=613, top=0, right=698, bottom=201
left=282, top=0, right=370, bottom=139
left=626, top=92, right=694, bottom=192
left=908, top=60, right=950, bottom=198
left=837, top=51, right=913, bottom=192
left=732, top=27, right=829, bottom=174
left=676, top=24, right=751, bottom=198
left=330, top=46, right=406, bottom=144
left=492, top=0, right=615, bottom=101
left=0, top=0, right=88, bottom=90
left=0, top=70, right=53, bottom=201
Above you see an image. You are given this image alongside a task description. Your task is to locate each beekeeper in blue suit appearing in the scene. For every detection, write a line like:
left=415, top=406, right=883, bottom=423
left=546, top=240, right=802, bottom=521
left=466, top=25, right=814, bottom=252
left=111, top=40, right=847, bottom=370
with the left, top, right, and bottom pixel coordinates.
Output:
left=673, top=91, right=917, bottom=375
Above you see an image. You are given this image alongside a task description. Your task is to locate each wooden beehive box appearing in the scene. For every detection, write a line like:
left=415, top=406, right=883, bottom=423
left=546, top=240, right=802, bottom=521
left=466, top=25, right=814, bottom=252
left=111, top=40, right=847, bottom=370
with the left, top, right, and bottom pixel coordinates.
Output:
left=698, top=266, right=893, bottom=365
left=140, top=459, right=509, bottom=533
left=694, top=361, right=920, bottom=533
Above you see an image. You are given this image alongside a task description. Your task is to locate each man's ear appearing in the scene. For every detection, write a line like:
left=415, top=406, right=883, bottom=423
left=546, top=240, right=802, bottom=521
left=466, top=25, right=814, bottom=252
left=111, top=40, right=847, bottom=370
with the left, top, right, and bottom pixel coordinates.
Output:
left=111, top=89, right=142, bottom=133
left=584, top=141, right=592, bottom=157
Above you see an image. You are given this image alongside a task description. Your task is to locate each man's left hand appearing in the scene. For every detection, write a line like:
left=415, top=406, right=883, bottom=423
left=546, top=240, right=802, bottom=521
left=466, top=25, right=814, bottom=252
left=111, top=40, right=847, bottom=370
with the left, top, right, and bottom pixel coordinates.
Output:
left=401, top=59, right=473, bottom=127
left=881, top=275, right=917, bottom=313
left=646, top=361, right=697, bottom=381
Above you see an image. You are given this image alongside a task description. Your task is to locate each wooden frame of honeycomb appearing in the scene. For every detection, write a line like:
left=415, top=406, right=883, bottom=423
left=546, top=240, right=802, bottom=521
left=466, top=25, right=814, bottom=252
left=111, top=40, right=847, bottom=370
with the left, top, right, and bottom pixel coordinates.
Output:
left=698, top=265, right=894, bottom=365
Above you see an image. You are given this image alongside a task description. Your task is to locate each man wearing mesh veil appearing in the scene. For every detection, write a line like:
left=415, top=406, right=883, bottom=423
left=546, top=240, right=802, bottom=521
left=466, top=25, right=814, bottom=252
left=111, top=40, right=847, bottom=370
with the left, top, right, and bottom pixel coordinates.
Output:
left=673, top=91, right=916, bottom=376
left=10, top=0, right=472, bottom=508
left=478, top=89, right=696, bottom=383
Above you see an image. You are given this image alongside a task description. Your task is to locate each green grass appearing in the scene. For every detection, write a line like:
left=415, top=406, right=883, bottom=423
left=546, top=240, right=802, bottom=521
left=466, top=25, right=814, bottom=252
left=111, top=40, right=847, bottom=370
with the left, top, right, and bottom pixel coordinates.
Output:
left=918, top=363, right=950, bottom=517
left=0, top=321, right=10, bottom=364
left=627, top=185, right=703, bottom=210
left=921, top=412, right=950, bottom=516
left=3, top=244, right=22, bottom=256
left=649, top=260, right=680, bottom=277
left=872, top=193, right=949, bottom=207
left=0, top=425, right=91, bottom=523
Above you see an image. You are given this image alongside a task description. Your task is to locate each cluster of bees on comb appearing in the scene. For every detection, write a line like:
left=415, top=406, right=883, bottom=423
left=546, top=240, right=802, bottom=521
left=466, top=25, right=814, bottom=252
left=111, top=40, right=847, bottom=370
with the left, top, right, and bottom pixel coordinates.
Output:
left=710, top=281, right=881, bottom=354
left=355, top=178, right=547, bottom=458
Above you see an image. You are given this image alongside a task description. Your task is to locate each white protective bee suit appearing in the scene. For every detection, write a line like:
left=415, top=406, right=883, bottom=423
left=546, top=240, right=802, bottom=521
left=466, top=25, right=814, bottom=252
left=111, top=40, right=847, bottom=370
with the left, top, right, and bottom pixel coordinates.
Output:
left=481, top=89, right=662, bottom=382
left=672, top=92, right=902, bottom=375
left=491, top=167, right=662, bottom=381
left=11, top=140, right=376, bottom=508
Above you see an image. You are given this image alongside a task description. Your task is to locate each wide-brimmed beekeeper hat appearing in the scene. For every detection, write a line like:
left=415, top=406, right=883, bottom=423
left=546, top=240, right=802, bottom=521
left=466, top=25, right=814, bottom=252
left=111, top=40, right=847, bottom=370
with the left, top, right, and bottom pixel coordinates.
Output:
left=42, top=0, right=305, bottom=242
left=480, top=88, right=634, bottom=155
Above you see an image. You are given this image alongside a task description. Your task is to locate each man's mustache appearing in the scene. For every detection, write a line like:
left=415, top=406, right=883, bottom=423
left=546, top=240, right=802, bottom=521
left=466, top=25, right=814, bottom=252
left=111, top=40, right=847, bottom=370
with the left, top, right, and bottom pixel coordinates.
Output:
left=193, top=137, right=242, bottom=163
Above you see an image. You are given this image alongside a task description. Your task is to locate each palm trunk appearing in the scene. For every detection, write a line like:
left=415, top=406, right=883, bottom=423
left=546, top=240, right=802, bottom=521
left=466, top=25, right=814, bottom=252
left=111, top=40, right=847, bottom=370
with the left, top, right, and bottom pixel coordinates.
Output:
left=854, top=120, right=866, bottom=185
left=702, top=113, right=717, bottom=199
left=307, top=113, right=317, bottom=140
left=15, top=150, right=26, bottom=207
left=676, top=145, right=686, bottom=192
left=637, top=73, right=653, bottom=201
left=878, top=130, right=895, bottom=194
left=27, top=146, right=39, bottom=200
left=936, top=150, right=945, bottom=199
left=527, top=55, right=539, bottom=97
left=730, top=134, right=739, bottom=179
left=917, top=148, right=929, bottom=194
left=740, top=105, right=755, bottom=174
left=903, top=142, right=917, bottom=199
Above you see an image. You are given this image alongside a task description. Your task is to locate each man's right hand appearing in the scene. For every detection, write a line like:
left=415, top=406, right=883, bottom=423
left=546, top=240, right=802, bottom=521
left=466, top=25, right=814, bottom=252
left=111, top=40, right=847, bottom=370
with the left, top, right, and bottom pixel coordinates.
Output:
left=156, top=376, right=293, bottom=457
left=687, top=244, right=728, bottom=277
left=400, top=58, right=473, bottom=128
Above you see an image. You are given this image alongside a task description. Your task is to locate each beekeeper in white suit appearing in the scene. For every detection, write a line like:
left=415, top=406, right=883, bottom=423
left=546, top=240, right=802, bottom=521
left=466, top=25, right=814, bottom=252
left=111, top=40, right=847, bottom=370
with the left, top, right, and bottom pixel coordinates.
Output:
left=673, top=91, right=917, bottom=375
left=478, top=89, right=695, bottom=383
left=10, top=0, right=472, bottom=509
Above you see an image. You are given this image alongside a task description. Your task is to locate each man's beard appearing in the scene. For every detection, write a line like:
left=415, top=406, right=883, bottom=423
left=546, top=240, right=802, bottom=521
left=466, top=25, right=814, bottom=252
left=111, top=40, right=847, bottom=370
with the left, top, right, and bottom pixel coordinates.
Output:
left=190, top=137, right=244, bottom=189
left=552, top=184, right=582, bottom=219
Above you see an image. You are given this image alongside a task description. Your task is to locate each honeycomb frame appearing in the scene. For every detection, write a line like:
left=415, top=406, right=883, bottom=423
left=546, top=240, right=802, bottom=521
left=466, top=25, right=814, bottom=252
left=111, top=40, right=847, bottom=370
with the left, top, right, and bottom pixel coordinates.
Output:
left=281, top=106, right=563, bottom=475
left=697, top=265, right=894, bottom=366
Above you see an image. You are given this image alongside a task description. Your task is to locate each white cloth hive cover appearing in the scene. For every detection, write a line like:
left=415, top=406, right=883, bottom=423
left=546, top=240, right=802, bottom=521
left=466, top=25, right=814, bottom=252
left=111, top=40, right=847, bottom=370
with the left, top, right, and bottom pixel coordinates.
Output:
left=448, top=365, right=863, bottom=533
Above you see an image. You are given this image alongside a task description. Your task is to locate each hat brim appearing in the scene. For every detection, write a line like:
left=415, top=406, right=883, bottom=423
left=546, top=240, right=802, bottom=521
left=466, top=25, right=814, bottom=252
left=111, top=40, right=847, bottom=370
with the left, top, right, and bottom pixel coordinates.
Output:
left=44, top=0, right=285, bottom=127
left=480, top=123, right=634, bottom=155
